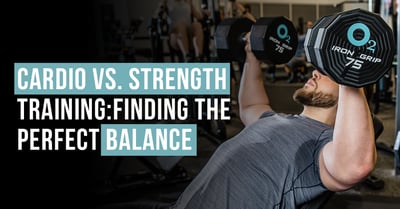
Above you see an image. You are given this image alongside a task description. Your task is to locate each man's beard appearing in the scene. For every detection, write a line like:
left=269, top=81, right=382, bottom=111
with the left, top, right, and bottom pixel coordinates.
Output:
left=293, top=87, right=337, bottom=108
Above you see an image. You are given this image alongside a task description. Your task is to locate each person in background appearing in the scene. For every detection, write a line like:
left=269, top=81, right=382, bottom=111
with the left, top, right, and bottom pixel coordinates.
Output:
left=284, top=20, right=313, bottom=83
left=231, top=0, right=257, bottom=22
left=166, top=0, right=205, bottom=62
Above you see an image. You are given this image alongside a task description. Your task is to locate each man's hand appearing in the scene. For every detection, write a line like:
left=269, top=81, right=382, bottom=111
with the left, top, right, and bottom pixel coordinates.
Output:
left=244, top=32, right=258, bottom=62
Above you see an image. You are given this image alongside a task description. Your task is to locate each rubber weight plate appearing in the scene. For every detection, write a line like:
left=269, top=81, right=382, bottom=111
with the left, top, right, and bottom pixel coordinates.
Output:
left=250, top=16, right=298, bottom=64
left=304, top=15, right=333, bottom=68
left=316, top=8, right=395, bottom=87
left=215, top=17, right=254, bottom=62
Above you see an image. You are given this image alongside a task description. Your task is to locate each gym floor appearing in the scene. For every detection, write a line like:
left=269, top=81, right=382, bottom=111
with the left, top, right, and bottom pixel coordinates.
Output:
left=91, top=65, right=400, bottom=209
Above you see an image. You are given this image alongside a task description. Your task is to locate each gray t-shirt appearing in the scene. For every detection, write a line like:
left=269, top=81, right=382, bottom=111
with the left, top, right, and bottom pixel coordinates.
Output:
left=170, top=111, right=333, bottom=209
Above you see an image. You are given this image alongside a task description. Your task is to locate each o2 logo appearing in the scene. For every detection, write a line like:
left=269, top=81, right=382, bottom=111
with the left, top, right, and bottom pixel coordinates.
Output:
left=347, top=23, right=376, bottom=53
left=277, top=24, right=291, bottom=44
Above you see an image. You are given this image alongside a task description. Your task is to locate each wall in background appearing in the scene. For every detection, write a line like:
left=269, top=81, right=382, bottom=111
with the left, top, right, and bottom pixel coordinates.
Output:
left=92, top=0, right=384, bottom=59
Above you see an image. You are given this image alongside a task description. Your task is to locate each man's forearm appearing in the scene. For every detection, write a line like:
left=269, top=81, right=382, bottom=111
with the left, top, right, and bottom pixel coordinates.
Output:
left=238, top=54, right=271, bottom=125
left=325, top=86, right=376, bottom=185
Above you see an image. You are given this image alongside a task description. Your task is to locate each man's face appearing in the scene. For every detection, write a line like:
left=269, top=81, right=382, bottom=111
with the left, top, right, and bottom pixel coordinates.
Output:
left=293, top=70, right=339, bottom=108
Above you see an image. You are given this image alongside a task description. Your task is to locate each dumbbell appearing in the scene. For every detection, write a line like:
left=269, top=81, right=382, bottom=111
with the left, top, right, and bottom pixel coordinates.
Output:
left=214, top=16, right=298, bottom=64
left=304, top=8, right=396, bottom=88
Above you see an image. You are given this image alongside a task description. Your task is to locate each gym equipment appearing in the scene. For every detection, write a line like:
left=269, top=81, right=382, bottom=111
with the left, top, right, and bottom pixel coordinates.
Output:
left=304, top=8, right=396, bottom=87
left=395, top=132, right=400, bottom=175
left=304, top=15, right=332, bottom=70
left=107, top=156, right=190, bottom=190
left=200, top=3, right=214, bottom=62
left=148, top=14, right=170, bottom=62
left=94, top=155, right=191, bottom=208
left=214, top=16, right=298, bottom=64
left=118, top=18, right=143, bottom=62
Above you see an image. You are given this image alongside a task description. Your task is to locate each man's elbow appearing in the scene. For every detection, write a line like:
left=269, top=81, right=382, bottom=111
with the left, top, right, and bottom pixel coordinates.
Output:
left=353, top=161, right=375, bottom=181
left=343, top=159, right=376, bottom=187
left=239, top=109, right=249, bottom=126
left=352, top=147, right=378, bottom=182
left=238, top=106, right=255, bottom=126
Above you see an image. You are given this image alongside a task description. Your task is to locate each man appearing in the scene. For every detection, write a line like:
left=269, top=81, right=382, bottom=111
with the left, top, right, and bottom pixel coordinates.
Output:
left=170, top=32, right=376, bottom=208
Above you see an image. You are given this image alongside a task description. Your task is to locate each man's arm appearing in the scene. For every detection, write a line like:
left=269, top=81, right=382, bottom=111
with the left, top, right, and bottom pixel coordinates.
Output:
left=320, top=86, right=377, bottom=191
left=238, top=33, right=272, bottom=126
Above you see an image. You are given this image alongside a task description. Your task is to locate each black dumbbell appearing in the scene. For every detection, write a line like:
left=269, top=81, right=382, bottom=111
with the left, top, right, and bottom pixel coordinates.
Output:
left=214, top=16, right=298, bottom=64
left=305, top=8, right=396, bottom=88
